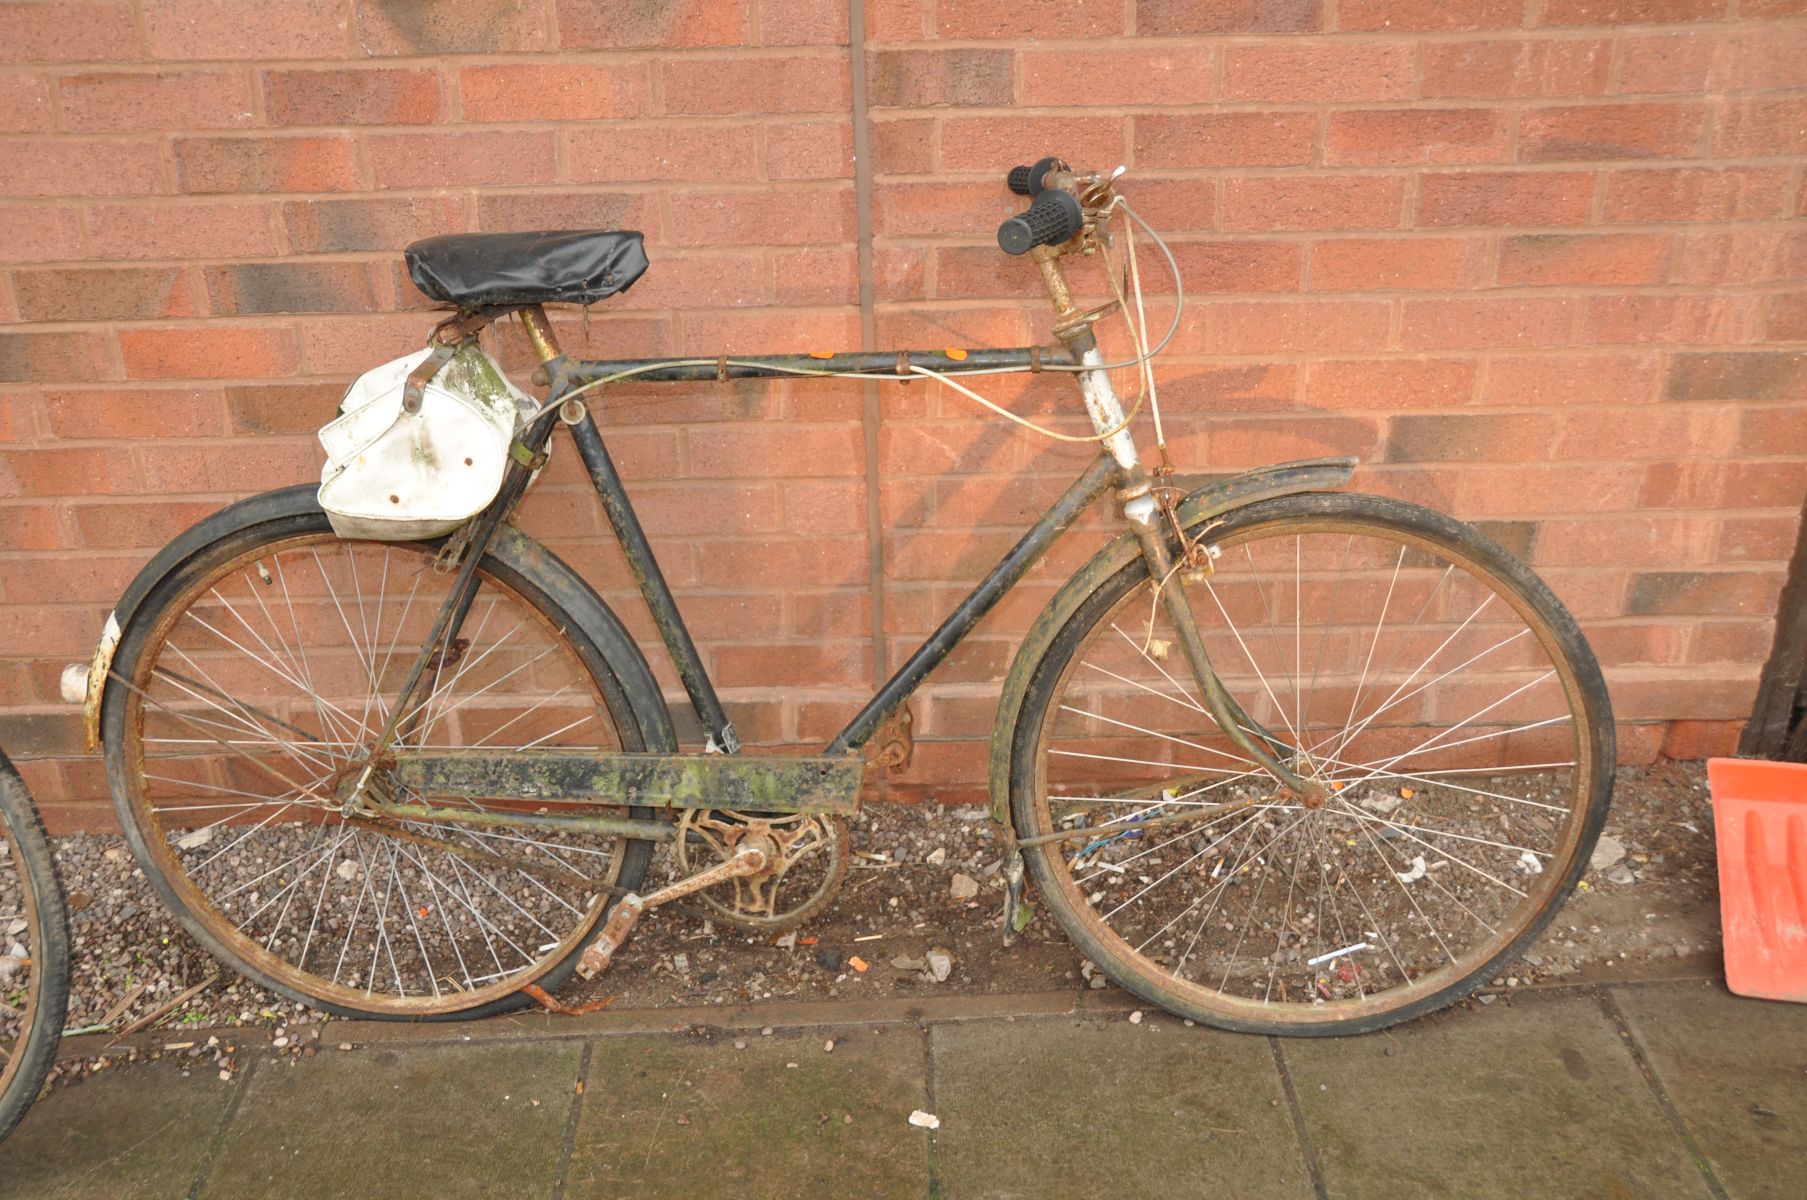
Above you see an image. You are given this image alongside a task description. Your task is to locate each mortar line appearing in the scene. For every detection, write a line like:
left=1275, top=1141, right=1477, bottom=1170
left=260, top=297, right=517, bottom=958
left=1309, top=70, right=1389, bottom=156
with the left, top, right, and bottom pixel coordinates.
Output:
left=1267, top=1036, right=1329, bottom=1200
left=183, top=1052, right=263, bottom=1200
left=549, top=1038, right=594, bottom=1200
left=920, top=1021, right=943, bottom=1199
left=847, top=0, right=893, bottom=719
left=1598, top=988, right=1731, bottom=1200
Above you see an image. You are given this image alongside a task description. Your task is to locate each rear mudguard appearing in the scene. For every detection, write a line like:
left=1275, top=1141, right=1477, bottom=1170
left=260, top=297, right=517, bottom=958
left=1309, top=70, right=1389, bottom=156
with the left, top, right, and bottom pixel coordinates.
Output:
left=986, top=456, right=1357, bottom=830
left=80, top=484, right=673, bottom=754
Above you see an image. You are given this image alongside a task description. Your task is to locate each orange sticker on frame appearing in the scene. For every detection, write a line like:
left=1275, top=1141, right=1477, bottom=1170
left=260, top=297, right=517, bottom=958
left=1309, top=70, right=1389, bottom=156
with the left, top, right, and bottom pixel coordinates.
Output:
left=945, top=348, right=969, bottom=361
left=809, top=350, right=835, bottom=359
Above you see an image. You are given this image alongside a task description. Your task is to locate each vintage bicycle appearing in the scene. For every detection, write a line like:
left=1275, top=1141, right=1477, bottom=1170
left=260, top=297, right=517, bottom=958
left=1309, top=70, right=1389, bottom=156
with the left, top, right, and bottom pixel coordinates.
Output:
left=0, top=748, right=68, bottom=1140
left=63, top=158, right=1614, bottom=1035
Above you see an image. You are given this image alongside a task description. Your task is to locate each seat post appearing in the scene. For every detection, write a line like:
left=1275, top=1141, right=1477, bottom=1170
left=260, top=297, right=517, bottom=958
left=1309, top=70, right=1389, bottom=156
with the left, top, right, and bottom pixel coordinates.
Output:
left=518, top=305, right=563, bottom=365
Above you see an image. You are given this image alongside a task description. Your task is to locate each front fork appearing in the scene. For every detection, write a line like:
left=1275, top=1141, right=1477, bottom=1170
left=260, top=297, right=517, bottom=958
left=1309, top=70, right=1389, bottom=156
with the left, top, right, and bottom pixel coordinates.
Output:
left=1031, top=246, right=1326, bottom=809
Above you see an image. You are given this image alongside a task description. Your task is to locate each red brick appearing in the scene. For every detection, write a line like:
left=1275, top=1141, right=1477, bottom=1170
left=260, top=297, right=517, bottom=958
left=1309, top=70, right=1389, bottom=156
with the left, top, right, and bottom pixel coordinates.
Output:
left=867, top=49, right=1013, bottom=107
left=1134, top=112, right=1316, bottom=168
left=766, top=121, right=852, bottom=180
left=1582, top=294, right=1762, bottom=347
left=1387, top=413, right=1553, bottom=463
left=933, top=0, right=1123, bottom=37
left=1536, top=516, right=1719, bottom=568
left=0, top=74, right=52, bottom=131
left=662, top=55, right=849, bottom=116
left=0, top=331, right=115, bottom=384
left=1137, top=0, right=1324, bottom=34
left=1020, top=47, right=1213, bottom=107
left=1421, top=39, right=1610, bottom=99
left=1459, top=463, right=1643, bottom=516
left=354, top=0, right=547, bottom=52
left=13, top=267, right=198, bottom=321
left=59, top=70, right=255, bottom=132
left=870, top=118, right=934, bottom=173
left=606, top=251, right=769, bottom=310
left=1691, top=621, right=1774, bottom=664
left=204, top=262, right=382, bottom=314
left=554, top=125, right=752, bottom=185
left=87, top=202, right=279, bottom=259
left=1325, top=109, right=1511, bottom=166
left=1602, top=167, right=1790, bottom=224
left=0, top=2, right=137, bottom=63
left=1221, top=176, right=1405, bottom=232
left=176, top=136, right=359, bottom=194
left=476, top=191, right=660, bottom=236
left=1484, top=354, right=1660, bottom=405
left=263, top=68, right=442, bottom=126
left=42, top=387, right=225, bottom=438
left=1665, top=351, right=1805, bottom=401
left=1304, top=359, right=1479, bottom=409
left=1739, top=405, right=1807, bottom=456
left=295, top=314, right=429, bottom=374
left=69, top=498, right=226, bottom=548
left=138, top=441, right=322, bottom=493
left=715, top=640, right=868, bottom=687
left=686, top=426, right=862, bottom=478
left=0, top=504, right=61, bottom=551
left=559, top=0, right=748, bottom=48
left=460, top=63, right=649, bottom=122
left=0, top=138, right=169, bottom=198
left=1717, top=516, right=1796, bottom=562
left=1537, top=0, right=1727, bottom=23
left=672, top=188, right=855, bottom=246
left=1661, top=720, right=1741, bottom=760
left=1207, top=301, right=1392, bottom=354
left=224, top=381, right=361, bottom=434
left=872, top=179, right=1021, bottom=240
left=0, top=204, right=84, bottom=263
left=1222, top=43, right=1413, bottom=103
left=1712, top=97, right=1807, bottom=157
left=118, top=325, right=300, bottom=380
left=756, top=0, right=848, bottom=45
left=1166, top=240, right=1302, bottom=294
left=0, top=446, right=139, bottom=496
left=1678, top=230, right=1803, bottom=287
left=1418, top=171, right=1596, bottom=226
left=1338, top=0, right=1523, bottom=28
left=1399, top=297, right=1577, bottom=350
left=863, top=0, right=924, bottom=39
left=775, top=247, right=861, bottom=305
left=143, top=0, right=352, bottom=59
left=1640, top=461, right=1807, bottom=509
left=1206, top=414, right=1384, bottom=467
left=1520, top=103, right=1706, bottom=162
left=1498, top=233, right=1671, bottom=287
left=940, top=115, right=1124, bottom=174
left=367, top=131, right=557, bottom=188
left=1310, top=237, right=1489, bottom=291
left=692, top=536, right=867, bottom=588
left=285, top=195, right=467, bottom=253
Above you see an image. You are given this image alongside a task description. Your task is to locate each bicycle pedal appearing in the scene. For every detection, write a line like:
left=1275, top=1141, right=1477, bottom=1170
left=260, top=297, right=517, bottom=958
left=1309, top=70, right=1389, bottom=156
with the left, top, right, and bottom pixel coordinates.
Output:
left=575, top=893, right=645, bottom=980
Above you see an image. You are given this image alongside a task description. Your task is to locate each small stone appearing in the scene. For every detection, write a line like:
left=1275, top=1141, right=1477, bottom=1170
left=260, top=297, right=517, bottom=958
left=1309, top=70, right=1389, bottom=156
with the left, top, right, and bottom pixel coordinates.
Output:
left=1589, top=835, right=1626, bottom=872
left=843, top=1114, right=853, bottom=1125
left=924, top=947, right=953, bottom=983
left=926, top=847, right=947, bottom=866
left=733, top=1040, right=747, bottom=1050
left=786, top=1062, right=799, bottom=1069
left=1088, top=974, right=1108, bottom=990
left=950, top=873, right=980, bottom=900
left=272, top=1036, right=289, bottom=1048
left=218, top=1069, right=231, bottom=1081
left=823, top=1039, right=834, bottom=1053
left=1478, top=994, right=1497, bottom=1005
left=1607, top=864, right=1636, bottom=885
left=338, top=1043, right=353, bottom=1051
left=815, top=946, right=844, bottom=972
left=761, top=1027, right=773, bottom=1036
left=1129, top=1011, right=1143, bottom=1025
left=908, top=1110, right=940, bottom=1130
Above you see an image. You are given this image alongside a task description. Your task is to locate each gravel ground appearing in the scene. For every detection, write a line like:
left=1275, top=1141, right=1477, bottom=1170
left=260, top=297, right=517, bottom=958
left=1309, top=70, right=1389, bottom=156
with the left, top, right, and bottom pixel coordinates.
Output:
left=36, top=759, right=1721, bottom=1091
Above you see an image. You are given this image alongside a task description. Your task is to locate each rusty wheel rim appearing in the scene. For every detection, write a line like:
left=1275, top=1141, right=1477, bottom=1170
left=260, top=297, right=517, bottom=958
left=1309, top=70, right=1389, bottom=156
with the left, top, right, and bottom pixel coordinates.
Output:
left=0, top=811, right=44, bottom=1103
left=1028, top=513, right=1599, bottom=1026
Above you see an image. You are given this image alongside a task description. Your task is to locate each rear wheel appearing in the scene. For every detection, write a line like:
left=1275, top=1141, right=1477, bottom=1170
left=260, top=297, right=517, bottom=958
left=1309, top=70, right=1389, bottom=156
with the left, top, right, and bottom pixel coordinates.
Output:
left=0, top=749, right=69, bottom=1141
left=1011, top=493, right=1614, bottom=1035
left=104, top=512, right=659, bottom=1019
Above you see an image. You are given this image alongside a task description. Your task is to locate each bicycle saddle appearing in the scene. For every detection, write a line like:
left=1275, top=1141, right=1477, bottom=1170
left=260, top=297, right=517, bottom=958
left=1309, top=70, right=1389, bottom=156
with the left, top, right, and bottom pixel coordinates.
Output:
left=404, top=229, right=649, bottom=310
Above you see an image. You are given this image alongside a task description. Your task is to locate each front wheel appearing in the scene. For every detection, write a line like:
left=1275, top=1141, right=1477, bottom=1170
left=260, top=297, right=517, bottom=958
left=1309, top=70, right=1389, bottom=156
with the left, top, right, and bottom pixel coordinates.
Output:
left=1011, top=492, right=1614, bottom=1035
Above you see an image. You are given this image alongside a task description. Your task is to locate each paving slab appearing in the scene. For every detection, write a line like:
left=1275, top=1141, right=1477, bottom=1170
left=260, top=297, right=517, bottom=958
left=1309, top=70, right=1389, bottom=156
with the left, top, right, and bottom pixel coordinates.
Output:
left=929, top=1014, right=1313, bottom=1200
left=197, top=1041, right=581, bottom=1200
left=1284, top=991, right=1712, bottom=1199
left=566, top=1026, right=931, bottom=1199
left=0, top=1060, right=232, bottom=1200
left=1613, top=982, right=1807, bottom=1200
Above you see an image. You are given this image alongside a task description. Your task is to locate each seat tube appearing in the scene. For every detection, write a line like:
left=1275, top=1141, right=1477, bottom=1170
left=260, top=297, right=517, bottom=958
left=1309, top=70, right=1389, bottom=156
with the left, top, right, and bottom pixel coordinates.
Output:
left=519, top=305, right=563, bottom=365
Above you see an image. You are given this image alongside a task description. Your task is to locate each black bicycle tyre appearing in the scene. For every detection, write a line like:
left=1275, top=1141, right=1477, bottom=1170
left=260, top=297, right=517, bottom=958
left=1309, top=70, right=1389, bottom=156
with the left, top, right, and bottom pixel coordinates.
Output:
left=103, top=510, right=662, bottom=1021
left=1010, top=491, right=1615, bottom=1036
left=0, top=748, right=70, bottom=1141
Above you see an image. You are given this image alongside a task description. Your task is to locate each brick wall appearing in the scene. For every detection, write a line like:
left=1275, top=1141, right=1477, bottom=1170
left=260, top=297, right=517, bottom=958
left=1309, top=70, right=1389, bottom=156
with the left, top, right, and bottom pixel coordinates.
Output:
left=1, top=1, right=1802, bottom=828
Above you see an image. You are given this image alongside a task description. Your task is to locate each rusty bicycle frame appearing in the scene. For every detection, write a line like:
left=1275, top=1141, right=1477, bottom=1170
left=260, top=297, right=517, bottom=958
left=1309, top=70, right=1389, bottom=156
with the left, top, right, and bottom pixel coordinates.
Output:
left=323, top=166, right=1346, bottom=959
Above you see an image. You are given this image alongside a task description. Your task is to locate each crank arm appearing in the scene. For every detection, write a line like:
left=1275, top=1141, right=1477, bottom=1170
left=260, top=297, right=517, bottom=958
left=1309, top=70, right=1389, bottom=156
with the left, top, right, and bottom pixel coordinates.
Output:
left=575, top=845, right=768, bottom=979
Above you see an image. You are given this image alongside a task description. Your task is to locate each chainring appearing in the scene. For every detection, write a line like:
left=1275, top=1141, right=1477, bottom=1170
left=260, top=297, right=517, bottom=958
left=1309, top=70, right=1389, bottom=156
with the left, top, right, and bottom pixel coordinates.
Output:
left=673, top=809, right=848, bottom=934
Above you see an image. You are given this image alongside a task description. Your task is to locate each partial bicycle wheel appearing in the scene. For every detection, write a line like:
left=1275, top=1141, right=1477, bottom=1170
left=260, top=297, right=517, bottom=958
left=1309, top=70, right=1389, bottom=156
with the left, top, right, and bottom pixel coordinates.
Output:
left=0, top=748, right=69, bottom=1141
left=1012, top=492, right=1614, bottom=1035
left=103, top=505, right=661, bottom=1019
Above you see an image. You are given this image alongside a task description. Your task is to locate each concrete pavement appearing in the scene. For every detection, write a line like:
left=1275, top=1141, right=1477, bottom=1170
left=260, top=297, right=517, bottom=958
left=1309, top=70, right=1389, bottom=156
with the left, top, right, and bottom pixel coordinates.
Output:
left=1, top=979, right=1801, bottom=1199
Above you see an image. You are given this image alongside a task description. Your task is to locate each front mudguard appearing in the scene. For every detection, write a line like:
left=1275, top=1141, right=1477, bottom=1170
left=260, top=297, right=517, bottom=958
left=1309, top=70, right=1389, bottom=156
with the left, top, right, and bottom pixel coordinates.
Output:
left=986, top=457, right=1357, bottom=936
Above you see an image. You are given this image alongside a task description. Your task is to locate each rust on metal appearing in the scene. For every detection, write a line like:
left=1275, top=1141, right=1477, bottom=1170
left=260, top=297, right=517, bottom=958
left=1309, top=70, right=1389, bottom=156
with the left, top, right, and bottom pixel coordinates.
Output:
left=575, top=844, right=769, bottom=979
left=387, top=749, right=863, bottom=814
left=872, top=703, right=914, bottom=773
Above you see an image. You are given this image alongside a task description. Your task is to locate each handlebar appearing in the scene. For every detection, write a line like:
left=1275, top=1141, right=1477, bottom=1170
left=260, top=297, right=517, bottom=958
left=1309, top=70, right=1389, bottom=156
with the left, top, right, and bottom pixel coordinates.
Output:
left=997, top=189, right=1083, bottom=256
left=1006, top=156, right=1066, bottom=197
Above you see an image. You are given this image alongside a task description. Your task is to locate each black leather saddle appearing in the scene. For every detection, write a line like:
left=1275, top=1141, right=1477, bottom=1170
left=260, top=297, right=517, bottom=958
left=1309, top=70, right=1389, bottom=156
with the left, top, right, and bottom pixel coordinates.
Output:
left=404, top=230, right=648, bottom=310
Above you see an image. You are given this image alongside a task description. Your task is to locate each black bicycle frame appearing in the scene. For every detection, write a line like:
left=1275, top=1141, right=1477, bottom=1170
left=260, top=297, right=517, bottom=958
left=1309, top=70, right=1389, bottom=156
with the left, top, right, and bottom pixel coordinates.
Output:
left=556, top=361, right=1123, bottom=761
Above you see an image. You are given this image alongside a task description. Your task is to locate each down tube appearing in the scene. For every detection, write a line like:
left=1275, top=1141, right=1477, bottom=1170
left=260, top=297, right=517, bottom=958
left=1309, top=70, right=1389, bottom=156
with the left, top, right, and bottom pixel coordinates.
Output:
left=828, top=453, right=1122, bottom=755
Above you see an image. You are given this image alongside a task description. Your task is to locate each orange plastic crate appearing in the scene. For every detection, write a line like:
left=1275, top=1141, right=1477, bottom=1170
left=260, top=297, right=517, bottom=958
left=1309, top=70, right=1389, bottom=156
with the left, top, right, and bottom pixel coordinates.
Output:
left=1706, top=757, right=1807, bottom=1003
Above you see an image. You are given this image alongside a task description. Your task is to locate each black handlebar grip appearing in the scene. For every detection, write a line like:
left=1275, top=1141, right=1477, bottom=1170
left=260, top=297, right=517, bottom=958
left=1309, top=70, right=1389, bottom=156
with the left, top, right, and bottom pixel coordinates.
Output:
left=1005, top=156, right=1065, bottom=196
left=997, top=188, right=1083, bottom=255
